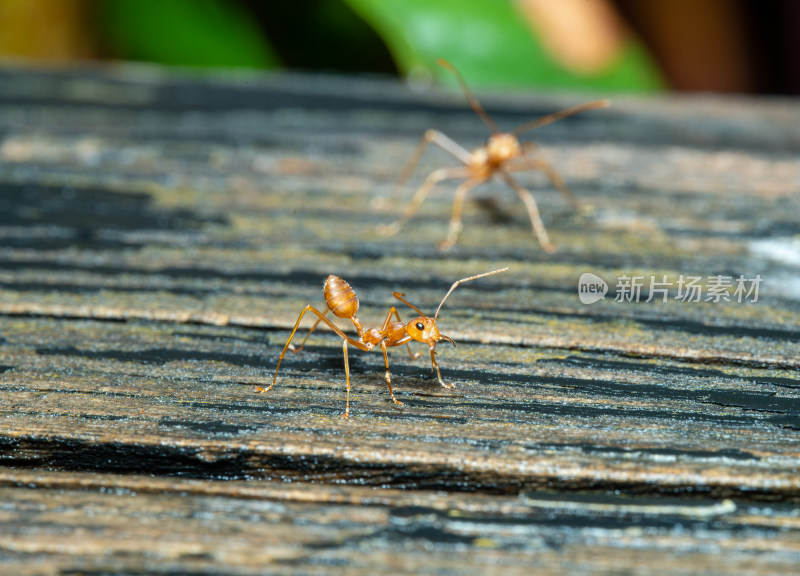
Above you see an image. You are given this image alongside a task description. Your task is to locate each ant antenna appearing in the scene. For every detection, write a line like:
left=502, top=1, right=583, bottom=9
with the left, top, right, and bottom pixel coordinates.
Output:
left=512, top=99, right=610, bottom=136
left=392, top=292, right=426, bottom=316
left=438, top=58, right=500, bottom=134
left=434, top=267, right=509, bottom=320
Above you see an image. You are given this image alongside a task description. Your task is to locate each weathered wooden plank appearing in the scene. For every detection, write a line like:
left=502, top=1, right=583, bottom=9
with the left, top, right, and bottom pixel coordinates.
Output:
left=1, top=468, right=799, bottom=576
left=1, top=314, right=798, bottom=496
left=0, top=63, right=799, bottom=574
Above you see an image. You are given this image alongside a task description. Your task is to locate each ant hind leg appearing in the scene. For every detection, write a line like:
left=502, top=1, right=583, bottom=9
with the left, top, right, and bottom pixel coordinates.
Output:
left=500, top=172, right=556, bottom=253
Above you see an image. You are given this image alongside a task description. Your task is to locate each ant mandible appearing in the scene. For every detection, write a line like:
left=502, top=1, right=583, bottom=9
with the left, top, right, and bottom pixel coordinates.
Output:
left=255, top=267, right=509, bottom=418
left=379, top=59, right=609, bottom=252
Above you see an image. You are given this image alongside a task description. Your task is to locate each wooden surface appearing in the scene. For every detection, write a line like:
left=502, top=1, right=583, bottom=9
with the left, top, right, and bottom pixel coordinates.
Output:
left=1, top=62, right=799, bottom=575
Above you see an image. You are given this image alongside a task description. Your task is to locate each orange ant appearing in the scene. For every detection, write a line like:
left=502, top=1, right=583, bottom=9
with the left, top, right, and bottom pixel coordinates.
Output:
left=255, top=267, right=509, bottom=418
left=379, top=59, right=609, bottom=252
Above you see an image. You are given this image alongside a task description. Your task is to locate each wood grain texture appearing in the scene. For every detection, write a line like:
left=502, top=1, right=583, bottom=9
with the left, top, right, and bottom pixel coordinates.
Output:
left=0, top=63, right=799, bottom=574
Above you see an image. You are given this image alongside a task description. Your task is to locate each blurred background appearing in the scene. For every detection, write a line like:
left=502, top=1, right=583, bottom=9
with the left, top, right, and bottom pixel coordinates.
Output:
left=0, top=0, right=798, bottom=95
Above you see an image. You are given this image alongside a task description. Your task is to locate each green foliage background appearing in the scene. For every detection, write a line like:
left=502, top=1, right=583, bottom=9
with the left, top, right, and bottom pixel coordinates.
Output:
left=97, top=0, right=663, bottom=91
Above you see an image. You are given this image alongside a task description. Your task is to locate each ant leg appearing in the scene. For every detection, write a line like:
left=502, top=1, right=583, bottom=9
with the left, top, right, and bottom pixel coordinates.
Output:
left=506, top=152, right=580, bottom=210
left=507, top=99, right=607, bottom=208
left=257, top=305, right=325, bottom=394
left=378, top=167, right=470, bottom=237
left=499, top=172, right=556, bottom=253
left=532, top=157, right=580, bottom=210
left=374, top=129, right=472, bottom=210
left=341, top=339, right=351, bottom=419
left=291, top=308, right=329, bottom=353
left=257, top=306, right=369, bottom=394
left=430, top=347, right=454, bottom=389
left=380, top=342, right=404, bottom=406
left=380, top=305, right=420, bottom=359
left=439, top=178, right=481, bottom=250
left=421, top=130, right=474, bottom=164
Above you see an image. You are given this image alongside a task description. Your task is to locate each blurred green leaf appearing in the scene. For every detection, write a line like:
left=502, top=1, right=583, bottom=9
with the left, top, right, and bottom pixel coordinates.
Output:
left=344, top=0, right=662, bottom=91
left=99, top=0, right=279, bottom=69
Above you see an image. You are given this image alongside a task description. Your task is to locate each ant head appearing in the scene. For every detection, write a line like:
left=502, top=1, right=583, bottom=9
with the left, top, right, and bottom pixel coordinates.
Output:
left=406, top=316, right=455, bottom=349
left=393, top=292, right=456, bottom=349
left=486, top=133, right=521, bottom=163
left=392, top=267, right=509, bottom=350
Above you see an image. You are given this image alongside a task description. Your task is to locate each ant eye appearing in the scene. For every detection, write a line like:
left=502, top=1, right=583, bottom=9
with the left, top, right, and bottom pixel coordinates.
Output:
left=415, top=322, right=425, bottom=331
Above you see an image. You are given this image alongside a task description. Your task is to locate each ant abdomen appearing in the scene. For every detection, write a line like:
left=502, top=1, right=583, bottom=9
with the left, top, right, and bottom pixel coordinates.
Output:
left=324, top=275, right=359, bottom=319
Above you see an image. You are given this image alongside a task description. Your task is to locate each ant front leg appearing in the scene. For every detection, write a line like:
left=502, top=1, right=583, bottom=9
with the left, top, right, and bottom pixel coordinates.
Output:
left=429, top=347, right=454, bottom=389
left=375, top=129, right=473, bottom=210
left=380, top=306, right=420, bottom=359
